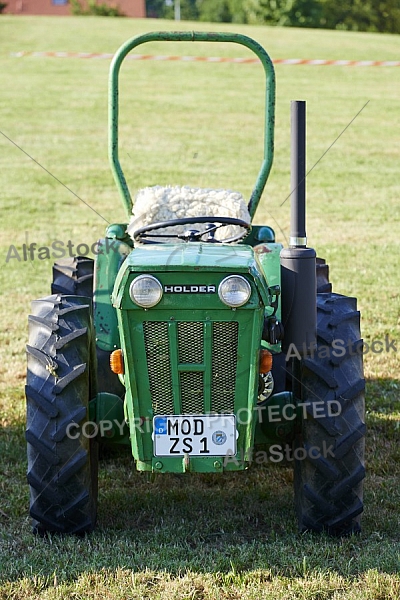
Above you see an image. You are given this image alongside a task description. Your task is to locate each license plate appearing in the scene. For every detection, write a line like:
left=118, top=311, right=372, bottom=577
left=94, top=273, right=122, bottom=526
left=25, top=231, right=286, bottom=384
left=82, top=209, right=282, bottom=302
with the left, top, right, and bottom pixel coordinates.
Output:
left=153, top=414, right=237, bottom=457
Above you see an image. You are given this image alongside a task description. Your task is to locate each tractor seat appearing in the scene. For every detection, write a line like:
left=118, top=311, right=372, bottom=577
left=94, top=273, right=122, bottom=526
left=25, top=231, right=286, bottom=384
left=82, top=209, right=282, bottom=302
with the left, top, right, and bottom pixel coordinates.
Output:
left=127, top=185, right=250, bottom=242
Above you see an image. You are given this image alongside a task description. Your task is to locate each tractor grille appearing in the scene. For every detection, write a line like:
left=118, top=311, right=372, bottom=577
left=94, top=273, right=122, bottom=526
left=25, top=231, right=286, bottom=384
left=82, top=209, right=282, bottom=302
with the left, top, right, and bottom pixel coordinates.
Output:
left=180, top=371, right=204, bottom=413
left=177, top=322, right=203, bottom=363
left=143, top=321, right=238, bottom=415
left=212, top=322, right=239, bottom=413
left=143, top=321, right=174, bottom=415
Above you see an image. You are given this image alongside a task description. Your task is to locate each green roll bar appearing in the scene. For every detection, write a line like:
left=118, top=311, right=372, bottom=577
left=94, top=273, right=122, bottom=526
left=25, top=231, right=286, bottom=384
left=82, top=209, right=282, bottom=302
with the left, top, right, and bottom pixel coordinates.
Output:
left=109, top=31, right=275, bottom=220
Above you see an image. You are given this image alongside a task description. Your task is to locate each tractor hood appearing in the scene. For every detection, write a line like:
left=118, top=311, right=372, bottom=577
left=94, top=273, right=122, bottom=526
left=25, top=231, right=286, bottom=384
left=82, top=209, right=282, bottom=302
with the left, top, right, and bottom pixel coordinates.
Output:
left=124, top=242, right=257, bottom=271
left=112, top=242, right=272, bottom=308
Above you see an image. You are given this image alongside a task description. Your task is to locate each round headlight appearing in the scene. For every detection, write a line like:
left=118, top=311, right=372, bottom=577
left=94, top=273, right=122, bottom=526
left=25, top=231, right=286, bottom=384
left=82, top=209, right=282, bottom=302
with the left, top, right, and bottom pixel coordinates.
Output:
left=218, top=275, right=251, bottom=308
left=130, top=275, right=163, bottom=308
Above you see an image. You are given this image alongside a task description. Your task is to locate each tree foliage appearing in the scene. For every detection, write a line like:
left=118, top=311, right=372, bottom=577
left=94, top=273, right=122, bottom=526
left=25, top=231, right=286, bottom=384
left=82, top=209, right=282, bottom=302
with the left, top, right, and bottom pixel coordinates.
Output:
left=146, top=0, right=400, bottom=34
left=146, top=0, right=199, bottom=20
left=197, top=0, right=247, bottom=23
left=70, top=0, right=124, bottom=16
left=321, top=0, right=400, bottom=33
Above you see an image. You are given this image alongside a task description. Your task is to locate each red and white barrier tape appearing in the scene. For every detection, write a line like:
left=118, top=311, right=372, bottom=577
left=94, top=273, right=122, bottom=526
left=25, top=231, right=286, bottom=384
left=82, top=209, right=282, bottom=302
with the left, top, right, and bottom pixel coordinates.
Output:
left=11, top=51, right=400, bottom=66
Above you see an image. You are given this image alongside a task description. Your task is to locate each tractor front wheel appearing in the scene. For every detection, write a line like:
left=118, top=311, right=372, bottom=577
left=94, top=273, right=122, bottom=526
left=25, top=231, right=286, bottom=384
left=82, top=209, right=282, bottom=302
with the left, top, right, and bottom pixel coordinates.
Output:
left=294, top=293, right=366, bottom=536
left=25, top=294, right=98, bottom=534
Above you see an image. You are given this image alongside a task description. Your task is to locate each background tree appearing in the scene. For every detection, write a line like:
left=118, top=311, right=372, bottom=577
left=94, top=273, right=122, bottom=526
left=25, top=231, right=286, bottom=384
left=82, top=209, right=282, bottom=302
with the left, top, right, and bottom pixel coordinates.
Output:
left=147, top=0, right=199, bottom=19
left=147, top=0, right=400, bottom=33
left=196, top=0, right=247, bottom=22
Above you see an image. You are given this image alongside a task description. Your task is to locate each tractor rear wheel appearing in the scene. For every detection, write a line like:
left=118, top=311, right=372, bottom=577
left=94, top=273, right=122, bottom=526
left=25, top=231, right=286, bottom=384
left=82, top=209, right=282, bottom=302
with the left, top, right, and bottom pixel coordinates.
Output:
left=294, top=293, right=366, bottom=536
left=51, top=255, right=124, bottom=398
left=316, top=257, right=332, bottom=293
left=51, top=256, right=94, bottom=297
left=26, top=294, right=98, bottom=534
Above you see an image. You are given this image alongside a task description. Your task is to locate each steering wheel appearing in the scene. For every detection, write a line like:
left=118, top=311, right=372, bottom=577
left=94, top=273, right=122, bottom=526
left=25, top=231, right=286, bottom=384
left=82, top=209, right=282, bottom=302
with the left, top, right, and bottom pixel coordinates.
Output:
left=133, top=216, right=251, bottom=244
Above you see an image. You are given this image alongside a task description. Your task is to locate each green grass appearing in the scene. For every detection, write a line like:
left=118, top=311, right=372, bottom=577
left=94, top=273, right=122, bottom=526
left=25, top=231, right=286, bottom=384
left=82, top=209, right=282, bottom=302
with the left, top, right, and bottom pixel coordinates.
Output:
left=0, top=15, right=399, bottom=600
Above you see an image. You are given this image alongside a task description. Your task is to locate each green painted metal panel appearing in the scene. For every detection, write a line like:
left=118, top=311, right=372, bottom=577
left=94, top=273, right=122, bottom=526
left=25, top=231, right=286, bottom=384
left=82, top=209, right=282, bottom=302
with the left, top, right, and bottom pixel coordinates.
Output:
left=92, top=392, right=130, bottom=445
left=112, top=242, right=272, bottom=310
left=254, top=242, right=282, bottom=320
left=93, top=231, right=131, bottom=351
left=254, top=241, right=283, bottom=353
left=253, top=391, right=296, bottom=446
left=116, top=302, right=264, bottom=472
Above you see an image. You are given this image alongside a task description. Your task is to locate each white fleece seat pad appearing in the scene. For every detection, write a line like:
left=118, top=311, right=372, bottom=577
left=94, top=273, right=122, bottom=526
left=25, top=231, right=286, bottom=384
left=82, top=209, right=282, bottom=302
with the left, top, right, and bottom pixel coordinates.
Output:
left=128, top=185, right=251, bottom=242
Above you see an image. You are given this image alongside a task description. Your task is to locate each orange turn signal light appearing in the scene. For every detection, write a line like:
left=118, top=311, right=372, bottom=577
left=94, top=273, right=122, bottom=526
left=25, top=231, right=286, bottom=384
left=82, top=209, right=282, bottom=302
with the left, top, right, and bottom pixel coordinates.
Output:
left=110, top=349, right=124, bottom=374
left=259, top=349, right=273, bottom=374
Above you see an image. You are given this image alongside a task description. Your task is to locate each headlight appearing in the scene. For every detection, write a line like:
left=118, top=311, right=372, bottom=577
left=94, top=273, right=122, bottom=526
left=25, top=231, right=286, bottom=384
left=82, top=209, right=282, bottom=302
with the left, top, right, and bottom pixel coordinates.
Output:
left=129, top=275, right=163, bottom=308
left=218, top=275, right=251, bottom=307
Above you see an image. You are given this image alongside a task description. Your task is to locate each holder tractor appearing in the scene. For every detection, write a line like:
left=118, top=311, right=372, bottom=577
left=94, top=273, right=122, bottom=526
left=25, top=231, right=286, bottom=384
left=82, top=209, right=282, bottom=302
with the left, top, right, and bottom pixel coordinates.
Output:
left=25, top=32, right=365, bottom=536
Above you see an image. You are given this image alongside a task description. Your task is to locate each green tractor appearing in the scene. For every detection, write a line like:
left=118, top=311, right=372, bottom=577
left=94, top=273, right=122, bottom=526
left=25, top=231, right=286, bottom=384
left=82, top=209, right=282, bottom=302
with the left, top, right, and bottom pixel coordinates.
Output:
left=25, top=32, right=365, bottom=536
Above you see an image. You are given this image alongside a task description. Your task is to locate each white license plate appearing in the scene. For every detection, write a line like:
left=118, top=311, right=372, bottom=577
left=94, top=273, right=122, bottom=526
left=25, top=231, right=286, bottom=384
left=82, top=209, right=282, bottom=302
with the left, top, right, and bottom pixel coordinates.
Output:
left=153, top=414, right=237, bottom=457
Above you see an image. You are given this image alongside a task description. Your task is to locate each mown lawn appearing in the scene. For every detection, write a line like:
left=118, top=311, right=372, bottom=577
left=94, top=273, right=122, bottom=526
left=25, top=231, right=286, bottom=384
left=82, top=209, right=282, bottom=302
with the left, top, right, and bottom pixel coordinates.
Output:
left=0, top=14, right=399, bottom=600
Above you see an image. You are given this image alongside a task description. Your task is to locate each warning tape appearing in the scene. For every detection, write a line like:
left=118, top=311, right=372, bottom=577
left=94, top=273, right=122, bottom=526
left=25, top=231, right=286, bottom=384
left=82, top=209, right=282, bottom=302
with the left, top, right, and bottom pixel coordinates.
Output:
left=11, top=51, right=400, bottom=67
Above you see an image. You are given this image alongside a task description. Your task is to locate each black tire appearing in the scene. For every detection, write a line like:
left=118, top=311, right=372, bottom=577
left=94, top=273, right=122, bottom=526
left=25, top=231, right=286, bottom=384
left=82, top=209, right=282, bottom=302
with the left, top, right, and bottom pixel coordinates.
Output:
left=51, top=256, right=94, bottom=297
left=294, top=293, right=366, bottom=536
left=26, top=294, right=98, bottom=534
left=316, top=257, right=332, bottom=294
left=51, top=256, right=124, bottom=399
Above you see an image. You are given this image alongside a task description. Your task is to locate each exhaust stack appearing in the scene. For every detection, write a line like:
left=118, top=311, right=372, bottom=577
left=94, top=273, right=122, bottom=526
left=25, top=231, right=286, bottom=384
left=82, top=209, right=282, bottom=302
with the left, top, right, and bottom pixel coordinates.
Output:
left=280, top=101, right=316, bottom=356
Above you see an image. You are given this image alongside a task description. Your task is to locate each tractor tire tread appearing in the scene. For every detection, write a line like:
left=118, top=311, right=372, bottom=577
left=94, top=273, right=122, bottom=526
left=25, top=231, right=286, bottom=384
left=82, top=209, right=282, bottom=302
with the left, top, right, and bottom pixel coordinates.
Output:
left=52, top=257, right=94, bottom=297
left=25, top=385, right=58, bottom=418
left=294, top=292, right=365, bottom=536
left=26, top=294, right=97, bottom=534
left=316, top=259, right=332, bottom=294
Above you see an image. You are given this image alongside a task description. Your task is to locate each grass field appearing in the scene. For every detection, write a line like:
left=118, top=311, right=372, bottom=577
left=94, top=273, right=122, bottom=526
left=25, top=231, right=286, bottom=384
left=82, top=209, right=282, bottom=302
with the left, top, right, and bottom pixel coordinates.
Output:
left=0, top=14, right=399, bottom=600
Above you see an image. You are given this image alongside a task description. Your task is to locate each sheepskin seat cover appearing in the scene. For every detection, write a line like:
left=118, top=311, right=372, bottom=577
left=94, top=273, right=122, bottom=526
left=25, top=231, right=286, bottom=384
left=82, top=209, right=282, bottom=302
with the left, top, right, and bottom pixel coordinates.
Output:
left=128, top=185, right=250, bottom=242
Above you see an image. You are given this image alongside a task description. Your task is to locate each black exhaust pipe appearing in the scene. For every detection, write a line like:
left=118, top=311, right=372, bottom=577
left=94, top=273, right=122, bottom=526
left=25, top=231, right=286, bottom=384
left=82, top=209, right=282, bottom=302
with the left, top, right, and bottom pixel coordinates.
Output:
left=280, top=101, right=316, bottom=356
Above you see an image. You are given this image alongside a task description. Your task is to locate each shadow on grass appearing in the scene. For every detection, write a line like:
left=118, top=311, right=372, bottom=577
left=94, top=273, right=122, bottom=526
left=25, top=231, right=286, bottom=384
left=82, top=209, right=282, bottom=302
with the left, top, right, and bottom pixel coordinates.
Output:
left=97, top=376, right=399, bottom=540
left=0, top=377, right=399, bottom=582
left=98, top=443, right=294, bottom=537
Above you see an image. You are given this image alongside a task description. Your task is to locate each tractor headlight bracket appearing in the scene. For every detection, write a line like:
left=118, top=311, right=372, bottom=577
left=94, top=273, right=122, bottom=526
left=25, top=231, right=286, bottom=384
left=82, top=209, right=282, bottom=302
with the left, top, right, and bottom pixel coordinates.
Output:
left=263, top=316, right=284, bottom=345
